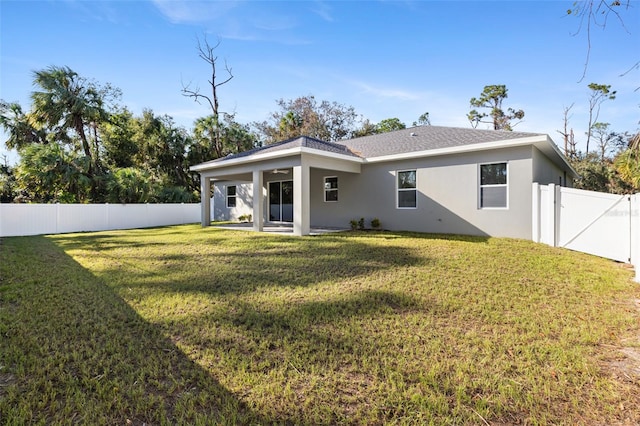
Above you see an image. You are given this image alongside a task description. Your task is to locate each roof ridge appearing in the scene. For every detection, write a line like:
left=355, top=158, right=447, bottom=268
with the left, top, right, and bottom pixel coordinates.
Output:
left=192, top=126, right=551, bottom=169
left=300, top=136, right=349, bottom=148
left=346, top=125, right=543, bottom=142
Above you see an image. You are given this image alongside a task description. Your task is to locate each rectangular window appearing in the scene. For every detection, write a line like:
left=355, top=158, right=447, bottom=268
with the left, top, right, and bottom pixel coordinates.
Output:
left=324, top=176, right=338, bottom=202
left=397, top=170, right=417, bottom=208
left=226, top=185, right=237, bottom=208
left=479, top=163, right=507, bottom=208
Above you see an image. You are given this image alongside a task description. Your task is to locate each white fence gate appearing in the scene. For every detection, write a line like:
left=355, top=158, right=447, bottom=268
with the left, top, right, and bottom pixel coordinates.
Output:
left=0, top=203, right=201, bottom=237
left=533, top=183, right=640, bottom=282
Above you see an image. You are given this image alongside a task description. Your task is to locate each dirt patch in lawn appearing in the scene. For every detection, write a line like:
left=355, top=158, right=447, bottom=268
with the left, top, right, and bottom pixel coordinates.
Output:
left=0, top=371, right=16, bottom=396
left=611, top=298, right=640, bottom=381
left=615, top=347, right=640, bottom=377
left=598, top=297, right=640, bottom=425
left=604, top=297, right=640, bottom=394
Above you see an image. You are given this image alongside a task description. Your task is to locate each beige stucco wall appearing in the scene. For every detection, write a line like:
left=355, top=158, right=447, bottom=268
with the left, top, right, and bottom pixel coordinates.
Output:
left=532, top=146, right=572, bottom=187
left=213, top=181, right=253, bottom=221
left=208, top=145, right=571, bottom=239
left=310, top=145, right=536, bottom=239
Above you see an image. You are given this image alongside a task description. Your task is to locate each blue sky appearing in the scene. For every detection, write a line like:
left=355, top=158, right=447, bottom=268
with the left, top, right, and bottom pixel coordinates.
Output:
left=1, top=0, right=638, bottom=165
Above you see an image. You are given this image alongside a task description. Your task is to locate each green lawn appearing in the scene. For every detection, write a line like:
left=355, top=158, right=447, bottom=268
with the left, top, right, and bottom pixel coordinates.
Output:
left=1, top=225, right=639, bottom=425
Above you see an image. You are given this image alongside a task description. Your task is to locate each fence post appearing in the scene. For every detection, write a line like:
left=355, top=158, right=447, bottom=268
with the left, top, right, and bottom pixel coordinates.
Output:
left=554, top=184, right=561, bottom=248
left=544, top=184, right=556, bottom=247
left=631, top=193, right=639, bottom=283
left=55, top=202, right=60, bottom=234
left=532, top=183, right=540, bottom=243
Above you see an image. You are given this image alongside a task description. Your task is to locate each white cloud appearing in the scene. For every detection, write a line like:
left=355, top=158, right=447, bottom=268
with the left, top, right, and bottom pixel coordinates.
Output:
left=60, top=0, right=123, bottom=24
left=152, top=1, right=312, bottom=45
left=151, top=0, right=240, bottom=24
left=348, top=79, right=421, bottom=101
left=310, top=1, right=334, bottom=22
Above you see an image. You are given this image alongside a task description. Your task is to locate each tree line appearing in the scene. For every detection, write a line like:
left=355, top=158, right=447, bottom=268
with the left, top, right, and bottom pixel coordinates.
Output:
left=2, top=1, right=638, bottom=203
left=0, top=65, right=254, bottom=204
left=1, top=65, right=638, bottom=204
left=557, top=82, right=639, bottom=194
left=0, top=62, right=436, bottom=204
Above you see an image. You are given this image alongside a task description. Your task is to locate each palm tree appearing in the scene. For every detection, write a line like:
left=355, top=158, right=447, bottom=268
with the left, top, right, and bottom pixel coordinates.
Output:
left=193, top=115, right=223, bottom=158
left=106, top=167, right=154, bottom=203
left=0, top=100, right=46, bottom=149
left=30, top=66, right=108, bottom=175
left=615, top=132, right=640, bottom=190
left=15, top=143, right=91, bottom=202
left=278, top=111, right=303, bottom=140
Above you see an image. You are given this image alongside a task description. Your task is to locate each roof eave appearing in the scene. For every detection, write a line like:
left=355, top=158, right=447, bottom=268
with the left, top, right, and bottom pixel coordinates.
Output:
left=536, top=135, right=580, bottom=179
left=361, top=134, right=578, bottom=178
left=190, top=133, right=579, bottom=179
left=189, top=146, right=363, bottom=173
left=363, top=135, right=549, bottom=163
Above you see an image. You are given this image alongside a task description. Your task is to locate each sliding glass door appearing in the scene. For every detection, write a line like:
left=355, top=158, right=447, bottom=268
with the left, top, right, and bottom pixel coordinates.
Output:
left=268, top=180, right=293, bottom=222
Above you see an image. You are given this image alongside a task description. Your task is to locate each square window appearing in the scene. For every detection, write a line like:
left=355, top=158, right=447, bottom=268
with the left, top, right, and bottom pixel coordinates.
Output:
left=398, top=190, right=417, bottom=208
left=226, top=185, right=237, bottom=208
left=479, top=163, right=507, bottom=208
left=325, top=190, right=338, bottom=202
left=480, top=163, right=507, bottom=185
left=398, top=170, right=416, bottom=189
left=397, top=170, right=417, bottom=208
left=480, top=187, right=507, bottom=208
left=324, top=177, right=338, bottom=202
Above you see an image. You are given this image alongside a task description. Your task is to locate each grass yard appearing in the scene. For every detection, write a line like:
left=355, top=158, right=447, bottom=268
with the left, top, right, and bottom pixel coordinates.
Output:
left=1, top=225, right=639, bottom=425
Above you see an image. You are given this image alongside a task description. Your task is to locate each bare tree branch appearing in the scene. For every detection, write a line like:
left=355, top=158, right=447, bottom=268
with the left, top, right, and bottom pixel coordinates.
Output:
left=570, top=0, right=634, bottom=83
left=182, top=35, right=234, bottom=118
left=182, top=35, right=234, bottom=159
left=620, top=60, right=640, bottom=91
left=557, top=103, right=576, bottom=158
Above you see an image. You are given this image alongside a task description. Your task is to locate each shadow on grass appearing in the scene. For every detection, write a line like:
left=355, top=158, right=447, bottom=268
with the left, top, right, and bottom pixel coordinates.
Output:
left=34, top=227, right=489, bottom=423
left=228, top=288, right=422, bottom=331
left=7, top=227, right=639, bottom=425
left=50, top=228, right=443, bottom=297
left=224, top=289, right=425, bottom=363
left=0, top=236, right=267, bottom=425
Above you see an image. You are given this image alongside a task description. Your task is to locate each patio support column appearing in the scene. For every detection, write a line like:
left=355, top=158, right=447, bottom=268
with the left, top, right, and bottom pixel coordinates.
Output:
left=293, top=162, right=310, bottom=236
left=200, top=176, right=211, bottom=227
left=252, top=169, right=264, bottom=232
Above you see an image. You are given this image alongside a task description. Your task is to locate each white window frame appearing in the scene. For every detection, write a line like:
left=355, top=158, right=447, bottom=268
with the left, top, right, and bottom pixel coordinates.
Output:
left=226, top=185, right=237, bottom=208
left=324, top=176, right=338, bottom=202
left=478, top=162, right=508, bottom=209
left=396, top=169, right=417, bottom=209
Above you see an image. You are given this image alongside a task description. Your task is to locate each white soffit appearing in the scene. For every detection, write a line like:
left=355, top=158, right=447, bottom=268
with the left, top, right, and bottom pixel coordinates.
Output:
left=190, top=146, right=363, bottom=172
left=363, top=135, right=548, bottom=163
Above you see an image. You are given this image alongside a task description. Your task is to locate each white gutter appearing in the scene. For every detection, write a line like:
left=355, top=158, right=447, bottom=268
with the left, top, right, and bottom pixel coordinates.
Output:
left=190, top=146, right=363, bottom=172
left=364, top=135, right=577, bottom=178
left=363, top=135, right=541, bottom=163
left=190, top=134, right=577, bottom=177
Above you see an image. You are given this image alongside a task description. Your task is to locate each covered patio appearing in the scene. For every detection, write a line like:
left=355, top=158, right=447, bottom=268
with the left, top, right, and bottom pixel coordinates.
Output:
left=210, top=222, right=349, bottom=236
left=190, top=137, right=362, bottom=236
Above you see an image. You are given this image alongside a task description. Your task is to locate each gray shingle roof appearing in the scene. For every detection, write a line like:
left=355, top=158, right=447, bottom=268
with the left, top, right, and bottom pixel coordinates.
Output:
left=338, top=126, right=545, bottom=158
left=198, top=135, right=359, bottom=166
left=193, top=126, right=548, bottom=170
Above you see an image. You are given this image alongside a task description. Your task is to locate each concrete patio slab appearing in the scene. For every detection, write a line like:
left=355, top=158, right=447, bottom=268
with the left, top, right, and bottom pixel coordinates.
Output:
left=211, top=222, right=348, bottom=236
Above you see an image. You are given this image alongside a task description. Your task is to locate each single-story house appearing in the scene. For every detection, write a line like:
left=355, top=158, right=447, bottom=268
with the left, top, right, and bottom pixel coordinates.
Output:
left=190, top=126, right=578, bottom=238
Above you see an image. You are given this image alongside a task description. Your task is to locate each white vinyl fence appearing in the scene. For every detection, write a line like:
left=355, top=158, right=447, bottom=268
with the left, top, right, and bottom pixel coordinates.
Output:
left=0, top=203, right=201, bottom=237
left=532, top=183, right=640, bottom=282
